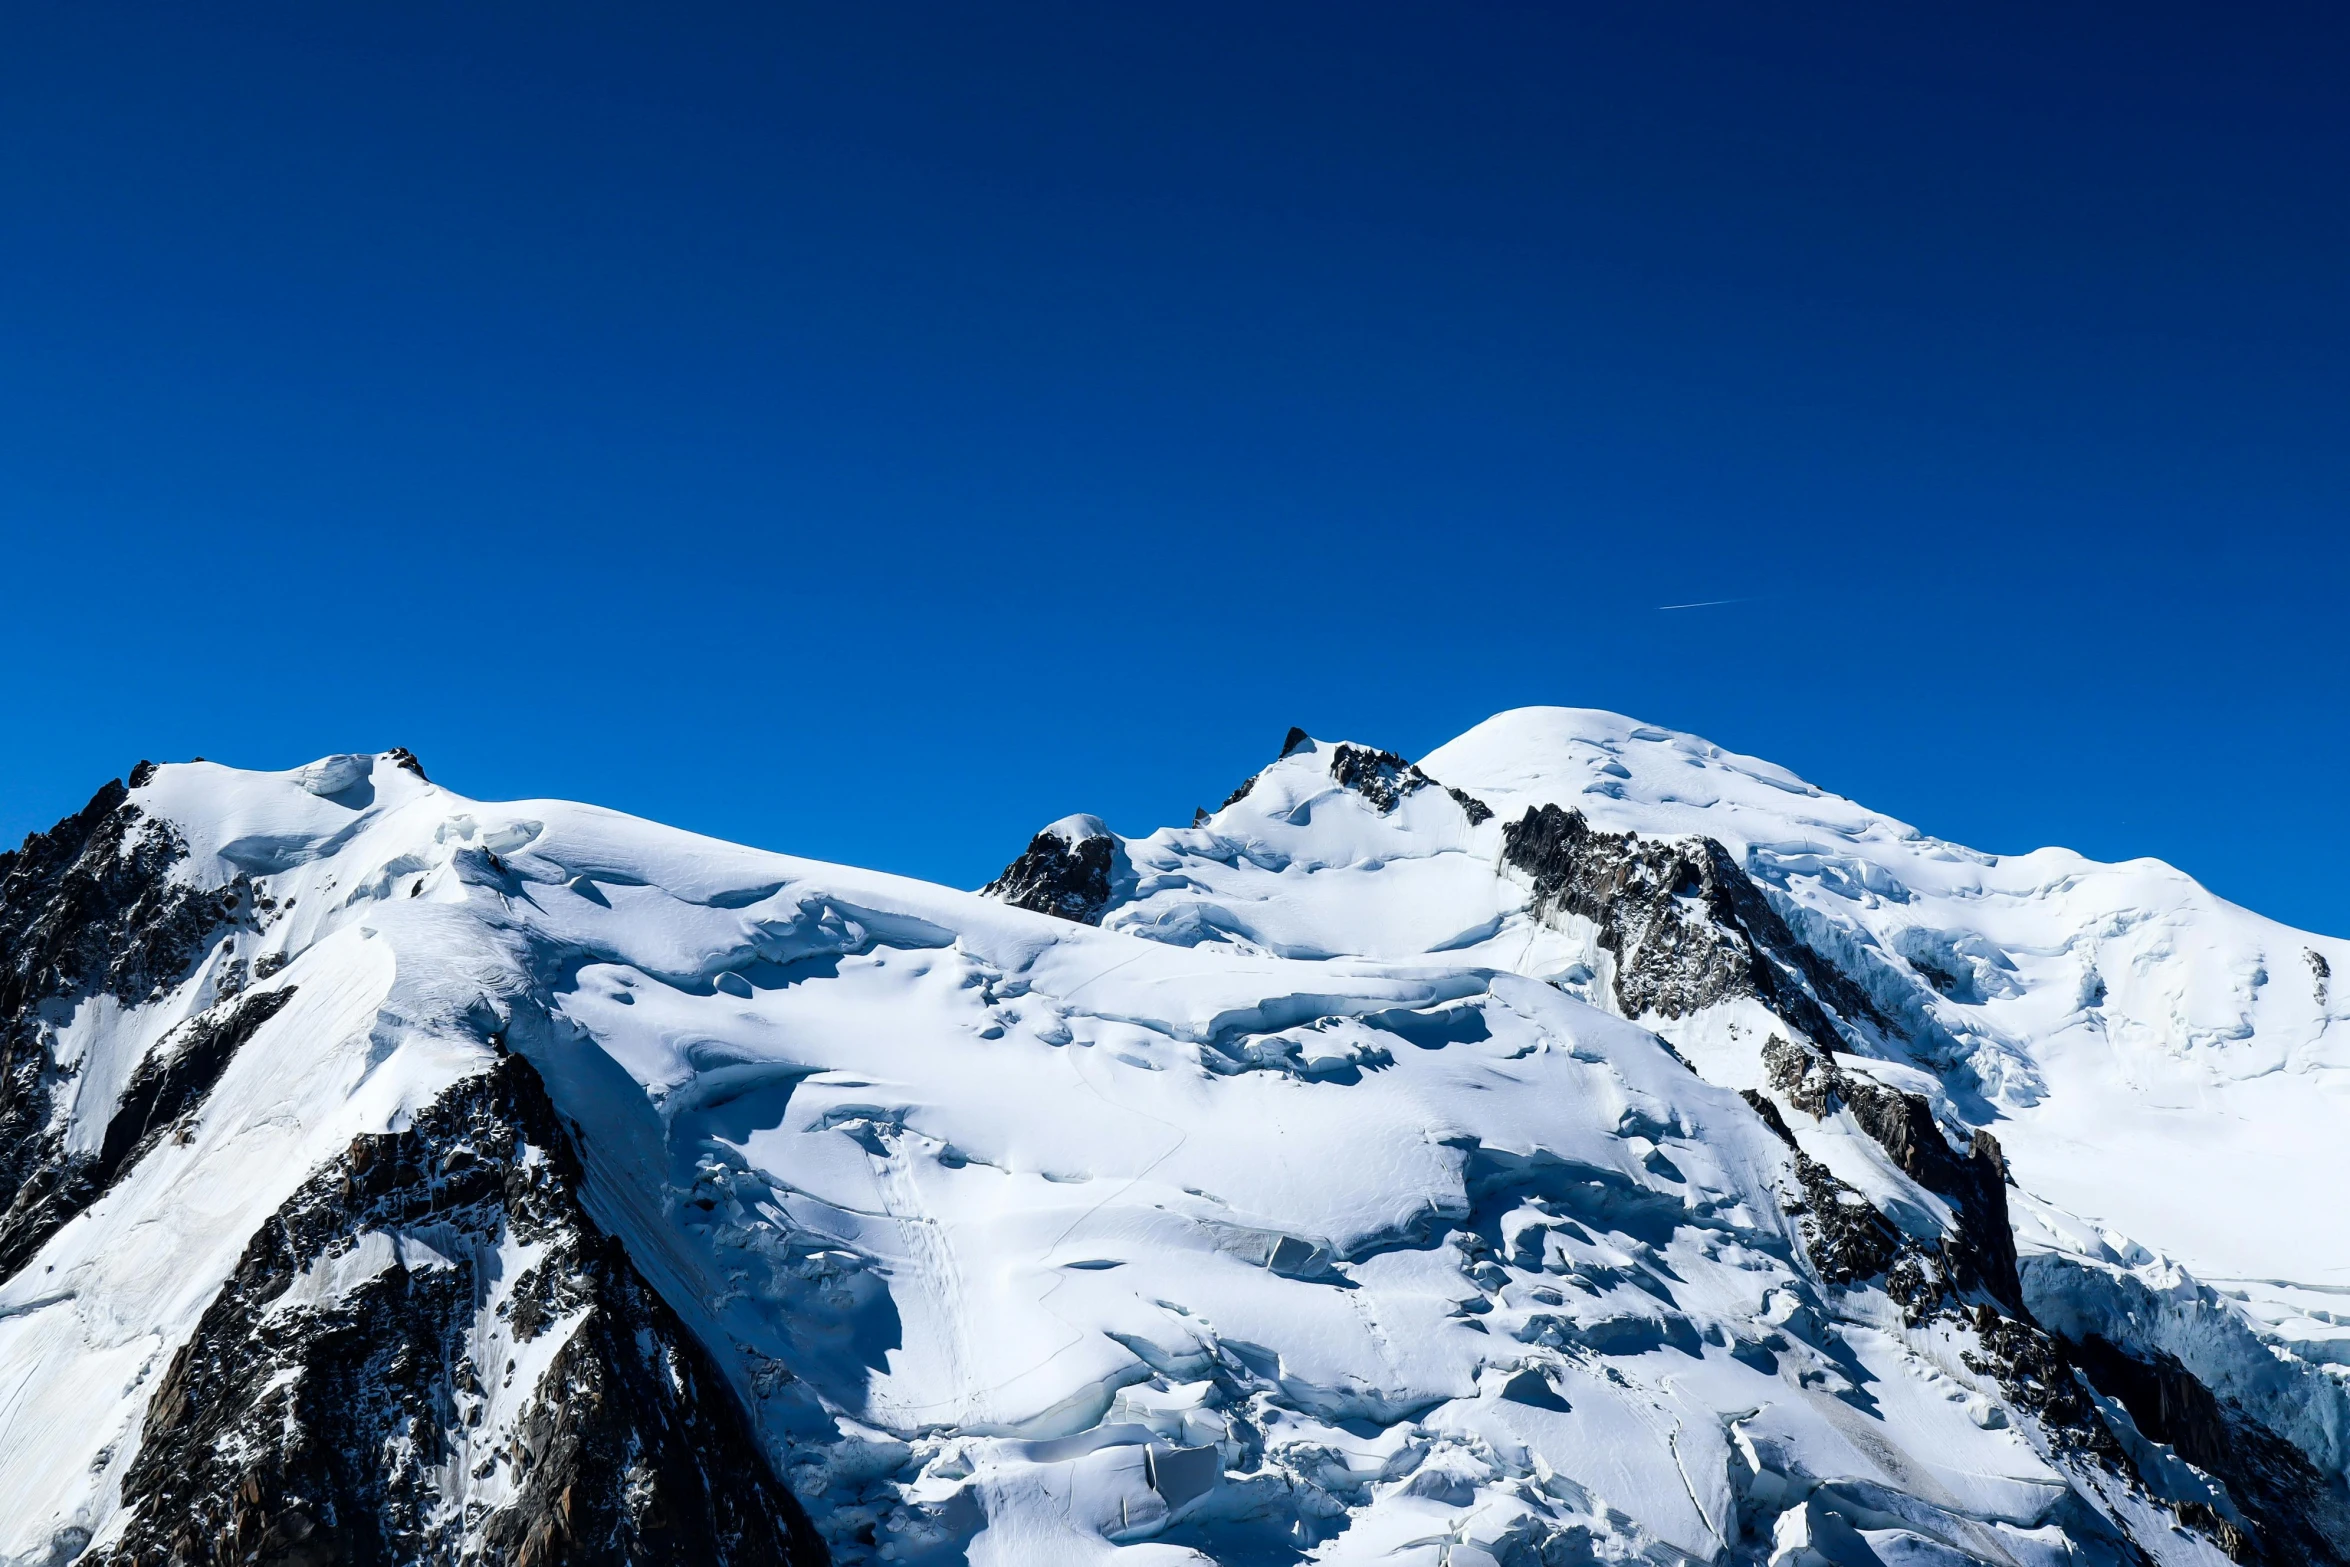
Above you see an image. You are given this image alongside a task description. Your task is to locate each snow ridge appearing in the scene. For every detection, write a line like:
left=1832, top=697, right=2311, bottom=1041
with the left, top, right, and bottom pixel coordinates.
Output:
left=0, top=714, right=2342, bottom=1567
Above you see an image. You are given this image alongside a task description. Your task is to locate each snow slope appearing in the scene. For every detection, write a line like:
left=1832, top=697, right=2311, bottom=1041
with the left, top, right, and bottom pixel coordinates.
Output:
left=0, top=717, right=2341, bottom=1567
left=1103, top=716, right=2350, bottom=1371
left=1422, top=709, right=2350, bottom=1298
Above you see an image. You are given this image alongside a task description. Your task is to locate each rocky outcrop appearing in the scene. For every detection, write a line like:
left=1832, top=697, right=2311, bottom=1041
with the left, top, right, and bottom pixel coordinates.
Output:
left=0, top=779, right=231, bottom=1028
left=1751, top=1066, right=2268, bottom=1565
left=1958, top=1305, right=2129, bottom=1466
left=1788, top=1146, right=1904, bottom=1292
left=1761, top=1033, right=2022, bottom=1312
left=0, top=779, right=246, bottom=1282
left=1326, top=745, right=1433, bottom=813
left=1502, top=804, right=1884, bottom=1047
left=1749, top=1084, right=2259, bottom=1563
left=1208, top=732, right=1492, bottom=826
left=1446, top=787, right=1493, bottom=826
left=1740, top=1086, right=1906, bottom=1295
left=983, top=818, right=1120, bottom=924
left=1321, top=743, right=1492, bottom=823
left=1505, top=798, right=2304, bottom=1564
left=0, top=984, right=296, bottom=1281
left=2068, top=1334, right=2350, bottom=1567
left=90, top=1052, right=826, bottom=1567
left=1750, top=1041, right=2279, bottom=1563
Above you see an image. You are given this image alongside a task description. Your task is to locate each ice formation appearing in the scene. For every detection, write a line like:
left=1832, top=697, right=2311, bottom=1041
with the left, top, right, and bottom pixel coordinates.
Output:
left=1, top=711, right=2343, bottom=1567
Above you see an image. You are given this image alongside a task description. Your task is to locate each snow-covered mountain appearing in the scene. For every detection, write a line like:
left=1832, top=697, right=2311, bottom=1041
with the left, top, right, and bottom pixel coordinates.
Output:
left=2, top=712, right=2344, bottom=1567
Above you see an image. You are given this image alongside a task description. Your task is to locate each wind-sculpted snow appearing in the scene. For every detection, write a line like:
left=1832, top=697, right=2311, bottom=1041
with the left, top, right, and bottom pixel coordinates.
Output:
left=1, top=715, right=2345, bottom=1566
left=1419, top=710, right=2350, bottom=1304
left=1100, top=717, right=2350, bottom=1440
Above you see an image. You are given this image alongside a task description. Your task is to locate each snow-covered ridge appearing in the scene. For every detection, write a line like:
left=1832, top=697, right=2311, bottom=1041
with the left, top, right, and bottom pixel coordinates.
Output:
left=1097, top=710, right=2350, bottom=1295
left=0, top=716, right=2342, bottom=1567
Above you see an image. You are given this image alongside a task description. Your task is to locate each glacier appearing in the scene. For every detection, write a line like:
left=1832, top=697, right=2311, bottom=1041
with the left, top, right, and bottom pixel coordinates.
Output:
left=0, top=710, right=2342, bottom=1567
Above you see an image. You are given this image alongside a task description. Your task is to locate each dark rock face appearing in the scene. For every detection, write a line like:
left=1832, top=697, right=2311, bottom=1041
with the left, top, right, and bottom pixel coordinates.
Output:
left=0, top=985, right=297, bottom=1281
left=1501, top=804, right=1883, bottom=1047
left=1762, top=1096, right=1972, bottom=1328
left=1211, top=732, right=1491, bottom=825
left=0, top=779, right=234, bottom=1050
left=386, top=748, right=429, bottom=781
left=1959, top=1305, right=2129, bottom=1465
left=984, top=826, right=1119, bottom=924
left=1747, top=1031, right=2279, bottom=1565
left=1737, top=1088, right=1798, bottom=1147
left=1952, top=1307, right=2288, bottom=1565
left=92, top=1053, right=826, bottom=1567
left=1502, top=802, right=2038, bottom=1326
left=1749, top=1081, right=1931, bottom=1308
left=2073, top=1335, right=2236, bottom=1468
left=1326, top=745, right=1432, bottom=813
left=2070, top=1335, right=2350, bottom=1567
left=1759, top=1082, right=2278, bottom=1567
left=1446, top=787, right=1493, bottom=826
left=0, top=781, right=245, bottom=1282
left=1324, top=744, right=1492, bottom=824
left=1761, top=1033, right=2023, bottom=1313
left=1783, top=1144, right=1902, bottom=1291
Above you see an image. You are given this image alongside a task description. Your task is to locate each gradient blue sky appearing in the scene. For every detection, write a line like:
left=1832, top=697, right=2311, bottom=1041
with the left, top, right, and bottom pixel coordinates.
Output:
left=3, top=3, right=2346, bottom=931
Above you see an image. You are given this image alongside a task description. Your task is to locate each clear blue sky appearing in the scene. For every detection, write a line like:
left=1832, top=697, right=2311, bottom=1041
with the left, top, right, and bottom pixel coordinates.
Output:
left=3, top=4, right=2346, bottom=932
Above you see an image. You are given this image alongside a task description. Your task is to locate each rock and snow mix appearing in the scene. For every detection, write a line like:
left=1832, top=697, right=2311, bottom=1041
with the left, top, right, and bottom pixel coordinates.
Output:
left=0, top=711, right=2342, bottom=1567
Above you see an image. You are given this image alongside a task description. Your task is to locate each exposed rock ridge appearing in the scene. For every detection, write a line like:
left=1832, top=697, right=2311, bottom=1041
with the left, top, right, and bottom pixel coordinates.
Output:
left=1750, top=1091, right=2265, bottom=1563
left=1500, top=803, right=1884, bottom=1047
left=1446, top=786, right=1494, bottom=826
left=0, top=779, right=232, bottom=1028
left=1494, top=804, right=2310, bottom=1563
left=1321, top=742, right=1492, bottom=823
left=1325, top=744, right=1432, bottom=813
left=0, top=984, right=296, bottom=1281
left=1753, top=1035, right=2297, bottom=1565
left=1740, top=1088, right=1903, bottom=1292
left=2068, top=1334, right=2350, bottom=1567
left=1761, top=1032, right=2023, bottom=1313
left=92, top=1051, right=827, bottom=1567
left=0, top=778, right=249, bottom=1282
left=981, top=823, right=1118, bottom=924
left=1953, top=1303, right=2318, bottom=1567
left=1208, top=731, right=1493, bottom=825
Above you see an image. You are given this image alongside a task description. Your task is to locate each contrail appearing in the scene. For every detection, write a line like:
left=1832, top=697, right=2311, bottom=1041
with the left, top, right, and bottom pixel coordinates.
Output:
left=1655, top=597, right=1746, bottom=611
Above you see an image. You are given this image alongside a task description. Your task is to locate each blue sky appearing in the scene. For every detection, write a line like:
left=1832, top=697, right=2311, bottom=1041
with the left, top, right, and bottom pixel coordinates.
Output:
left=3, top=3, right=2346, bottom=931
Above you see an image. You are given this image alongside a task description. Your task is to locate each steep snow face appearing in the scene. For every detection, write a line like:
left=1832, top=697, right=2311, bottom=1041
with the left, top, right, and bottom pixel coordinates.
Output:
left=1101, top=712, right=2350, bottom=1311
left=1419, top=710, right=2350, bottom=1301
left=1103, top=737, right=1522, bottom=965
left=385, top=783, right=2116, bottom=1565
left=1076, top=710, right=2350, bottom=1563
left=0, top=758, right=819, bottom=1566
left=0, top=721, right=2340, bottom=1567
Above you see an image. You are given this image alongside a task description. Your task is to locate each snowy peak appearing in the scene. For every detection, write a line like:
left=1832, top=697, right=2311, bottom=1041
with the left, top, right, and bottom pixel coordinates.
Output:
left=3, top=717, right=2347, bottom=1567
left=1422, top=707, right=1872, bottom=856
left=0, top=759, right=829, bottom=1564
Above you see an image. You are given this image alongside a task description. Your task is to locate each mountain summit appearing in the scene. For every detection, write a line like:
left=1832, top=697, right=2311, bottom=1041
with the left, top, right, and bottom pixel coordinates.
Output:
left=2, top=712, right=2343, bottom=1567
